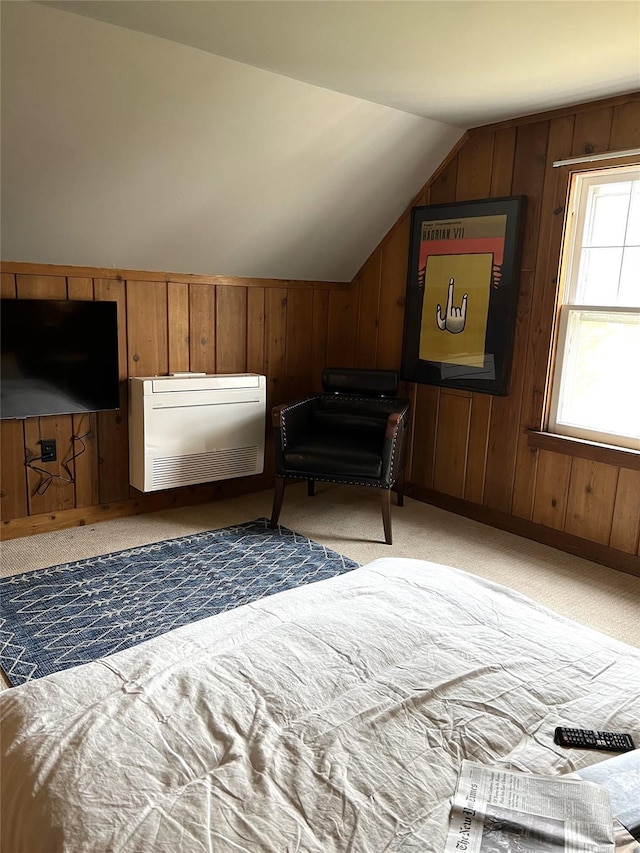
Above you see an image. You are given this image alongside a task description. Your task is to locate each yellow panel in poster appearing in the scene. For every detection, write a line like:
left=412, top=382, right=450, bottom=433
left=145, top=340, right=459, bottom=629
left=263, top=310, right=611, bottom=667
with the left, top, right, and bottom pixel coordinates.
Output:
left=419, top=253, right=492, bottom=367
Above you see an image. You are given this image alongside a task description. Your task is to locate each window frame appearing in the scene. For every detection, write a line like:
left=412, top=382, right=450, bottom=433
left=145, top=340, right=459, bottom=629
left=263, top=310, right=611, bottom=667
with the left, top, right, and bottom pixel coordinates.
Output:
left=546, top=163, right=640, bottom=452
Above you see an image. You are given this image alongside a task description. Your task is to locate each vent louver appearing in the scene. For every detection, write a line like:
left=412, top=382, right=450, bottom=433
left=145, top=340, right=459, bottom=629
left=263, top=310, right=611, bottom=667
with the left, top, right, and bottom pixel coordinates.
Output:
left=152, top=447, right=258, bottom=489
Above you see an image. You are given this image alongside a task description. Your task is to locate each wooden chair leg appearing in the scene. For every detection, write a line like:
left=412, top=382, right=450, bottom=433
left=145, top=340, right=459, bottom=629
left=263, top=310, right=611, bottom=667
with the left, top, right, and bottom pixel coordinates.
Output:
left=307, top=480, right=315, bottom=497
left=270, top=477, right=286, bottom=528
left=395, top=473, right=405, bottom=507
left=381, top=489, right=392, bottom=545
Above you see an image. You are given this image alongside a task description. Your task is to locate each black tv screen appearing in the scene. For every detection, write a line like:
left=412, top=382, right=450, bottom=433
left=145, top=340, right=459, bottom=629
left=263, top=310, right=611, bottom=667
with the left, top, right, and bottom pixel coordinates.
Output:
left=1, top=298, right=120, bottom=419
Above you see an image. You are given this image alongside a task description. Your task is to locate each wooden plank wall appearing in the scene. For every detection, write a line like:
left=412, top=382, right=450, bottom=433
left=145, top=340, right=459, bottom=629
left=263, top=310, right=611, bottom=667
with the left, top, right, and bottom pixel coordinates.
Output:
left=350, top=93, right=640, bottom=568
left=2, top=93, right=638, bottom=572
left=0, top=268, right=355, bottom=537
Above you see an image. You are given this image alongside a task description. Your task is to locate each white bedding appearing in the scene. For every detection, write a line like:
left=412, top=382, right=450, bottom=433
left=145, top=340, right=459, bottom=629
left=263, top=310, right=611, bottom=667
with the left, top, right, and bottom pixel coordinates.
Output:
left=2, top=557, right=639, bottom=852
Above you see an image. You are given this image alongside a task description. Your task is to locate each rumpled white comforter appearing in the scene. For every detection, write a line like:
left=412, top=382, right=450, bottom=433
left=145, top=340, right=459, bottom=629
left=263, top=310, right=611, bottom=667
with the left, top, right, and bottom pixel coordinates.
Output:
left=2, top=558, right=639, bottom=853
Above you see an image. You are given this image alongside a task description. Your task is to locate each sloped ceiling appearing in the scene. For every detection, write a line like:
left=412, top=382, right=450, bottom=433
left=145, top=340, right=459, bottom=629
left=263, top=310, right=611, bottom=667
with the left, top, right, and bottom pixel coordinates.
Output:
left=41, top=0, right=640, bottom=126
left=2, top=2, right=638, bottom=282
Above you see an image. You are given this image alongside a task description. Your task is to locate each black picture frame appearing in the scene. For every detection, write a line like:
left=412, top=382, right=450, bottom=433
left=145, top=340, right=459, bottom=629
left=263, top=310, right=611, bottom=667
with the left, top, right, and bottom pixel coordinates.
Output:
left=400, top=195, right=526, bottom=396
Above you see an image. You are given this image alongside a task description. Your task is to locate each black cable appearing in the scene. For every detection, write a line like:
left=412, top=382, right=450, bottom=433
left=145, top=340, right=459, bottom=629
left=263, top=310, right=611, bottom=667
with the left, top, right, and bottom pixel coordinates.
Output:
left=25, top=459, right=71, bottom=496
left=26, top=428, right=93, bottom=497
left=63, top=428, right=92, bottom=480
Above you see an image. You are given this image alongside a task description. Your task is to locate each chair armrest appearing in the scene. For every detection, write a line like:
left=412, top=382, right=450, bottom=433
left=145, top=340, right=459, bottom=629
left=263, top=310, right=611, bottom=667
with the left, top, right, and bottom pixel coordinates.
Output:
left=384, top=411, right=404, bottom=440
left=381, top=402, right=411, bottom=485
left=272, top=397, right=319, bottom=476
left=272, top=397, right=318, bottom=445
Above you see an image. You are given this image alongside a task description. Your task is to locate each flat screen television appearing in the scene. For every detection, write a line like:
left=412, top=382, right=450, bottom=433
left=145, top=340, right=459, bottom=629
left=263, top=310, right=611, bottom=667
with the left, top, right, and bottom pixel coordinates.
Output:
left=1, top=298, right=120, bottom=420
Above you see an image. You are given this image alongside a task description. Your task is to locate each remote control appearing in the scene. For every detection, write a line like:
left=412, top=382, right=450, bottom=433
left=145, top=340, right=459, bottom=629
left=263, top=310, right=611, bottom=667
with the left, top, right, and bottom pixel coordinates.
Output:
left=554, top=727, right=635, bottom=752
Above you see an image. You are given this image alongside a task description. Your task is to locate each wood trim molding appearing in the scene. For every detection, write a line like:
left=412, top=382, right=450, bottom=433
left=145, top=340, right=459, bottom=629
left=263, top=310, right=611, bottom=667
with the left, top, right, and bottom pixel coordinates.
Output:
left=5, top=471, right=638, bottom=577
left=406, top=483, right=640, bottom=577
left=0, top=261, right=350, bottom=290
left=471, top=91, right=640, bottom=133
left=1, top=473, right=273, bottom=541
left=406, top=131, right=470, bottom=209
left=527, top=430, right=640, bottom=471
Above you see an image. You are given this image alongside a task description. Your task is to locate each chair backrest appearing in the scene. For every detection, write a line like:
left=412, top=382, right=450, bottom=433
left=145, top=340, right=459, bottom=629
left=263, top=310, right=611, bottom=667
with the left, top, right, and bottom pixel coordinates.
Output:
left=321, top=368, right=399, bottom=397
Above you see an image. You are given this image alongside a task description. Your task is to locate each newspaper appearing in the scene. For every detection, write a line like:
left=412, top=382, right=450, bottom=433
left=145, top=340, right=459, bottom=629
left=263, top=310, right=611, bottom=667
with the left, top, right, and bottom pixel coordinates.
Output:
left=444, top=760, right=615, bottom=853
left=569, top=750, right=640, bottom=851
left=572, top=750, right=640, bottom=843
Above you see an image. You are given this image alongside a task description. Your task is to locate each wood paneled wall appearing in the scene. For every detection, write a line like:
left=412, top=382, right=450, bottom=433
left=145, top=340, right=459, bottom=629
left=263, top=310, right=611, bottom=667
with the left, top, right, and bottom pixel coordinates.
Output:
left=2, top=93, right=638, bottom=574
left=350, top=93, right=640, bottom=573
left=0, top=267, right=356, bottom=537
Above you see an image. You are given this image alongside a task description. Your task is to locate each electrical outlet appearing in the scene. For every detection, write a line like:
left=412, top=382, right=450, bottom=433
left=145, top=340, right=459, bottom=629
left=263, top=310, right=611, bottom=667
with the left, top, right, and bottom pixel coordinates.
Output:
left=40, top=439, right=57, bottom=463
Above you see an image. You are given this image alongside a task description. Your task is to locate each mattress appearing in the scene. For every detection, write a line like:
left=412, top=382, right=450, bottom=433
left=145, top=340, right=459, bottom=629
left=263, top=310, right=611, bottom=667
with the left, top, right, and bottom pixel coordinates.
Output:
left=2, top=557, right=639, bottom=852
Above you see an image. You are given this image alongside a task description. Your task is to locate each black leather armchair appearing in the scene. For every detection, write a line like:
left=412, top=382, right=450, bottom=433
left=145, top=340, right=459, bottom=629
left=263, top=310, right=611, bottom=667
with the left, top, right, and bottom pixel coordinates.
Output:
left=270, top=368, right=411, bottom=544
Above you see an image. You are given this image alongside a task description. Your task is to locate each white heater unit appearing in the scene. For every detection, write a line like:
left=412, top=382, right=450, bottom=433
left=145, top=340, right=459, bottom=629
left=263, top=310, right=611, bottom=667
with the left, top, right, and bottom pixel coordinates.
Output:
left=129, top=373, right=266, bottom=492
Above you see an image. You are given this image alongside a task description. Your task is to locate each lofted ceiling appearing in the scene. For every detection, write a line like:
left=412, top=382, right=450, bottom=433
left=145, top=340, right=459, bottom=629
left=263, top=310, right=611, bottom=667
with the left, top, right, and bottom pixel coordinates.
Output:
left=4, top=1, right=639, bottom=281
left=42, top=0, right=640, bottom=128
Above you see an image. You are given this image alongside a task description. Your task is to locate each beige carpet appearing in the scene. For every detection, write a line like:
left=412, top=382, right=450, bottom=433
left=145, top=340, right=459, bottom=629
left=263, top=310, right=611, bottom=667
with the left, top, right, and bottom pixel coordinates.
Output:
left=2, top=484, right=639, bottom=650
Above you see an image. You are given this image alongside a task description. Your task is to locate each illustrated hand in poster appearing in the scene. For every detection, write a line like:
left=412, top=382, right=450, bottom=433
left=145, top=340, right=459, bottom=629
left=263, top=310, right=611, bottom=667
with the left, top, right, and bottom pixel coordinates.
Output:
left=436, top=278, right=468, bottom=334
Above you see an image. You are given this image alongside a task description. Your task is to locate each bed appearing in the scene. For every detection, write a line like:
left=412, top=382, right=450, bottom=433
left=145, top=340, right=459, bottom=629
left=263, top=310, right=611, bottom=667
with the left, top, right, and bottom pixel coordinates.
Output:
left=2, top=557, right=639, bottom=852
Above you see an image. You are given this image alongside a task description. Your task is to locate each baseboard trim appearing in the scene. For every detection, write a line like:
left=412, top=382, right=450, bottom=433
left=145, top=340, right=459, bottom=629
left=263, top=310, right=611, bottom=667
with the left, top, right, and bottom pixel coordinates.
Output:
left=406, top=484, right=640, bottom=578
left=1, top=473, right=273, bottom=541
left=5, top=477, right=638, bottom=579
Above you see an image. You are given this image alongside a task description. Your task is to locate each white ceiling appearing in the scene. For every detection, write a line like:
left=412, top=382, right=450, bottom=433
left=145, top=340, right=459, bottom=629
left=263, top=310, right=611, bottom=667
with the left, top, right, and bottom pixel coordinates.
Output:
left=4, top=1, right=463, bottom=280
left=42, top=0, right=640, bottom=127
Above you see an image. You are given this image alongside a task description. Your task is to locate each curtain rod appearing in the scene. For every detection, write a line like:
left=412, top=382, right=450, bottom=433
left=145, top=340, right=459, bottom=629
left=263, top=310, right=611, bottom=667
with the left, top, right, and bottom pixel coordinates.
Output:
left=553, top=148, right=640, bottom=168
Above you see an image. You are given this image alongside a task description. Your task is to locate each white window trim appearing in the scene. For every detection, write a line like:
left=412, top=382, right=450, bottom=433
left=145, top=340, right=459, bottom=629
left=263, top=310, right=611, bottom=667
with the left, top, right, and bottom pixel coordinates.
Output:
left=547, top=164, right=640, bottom=452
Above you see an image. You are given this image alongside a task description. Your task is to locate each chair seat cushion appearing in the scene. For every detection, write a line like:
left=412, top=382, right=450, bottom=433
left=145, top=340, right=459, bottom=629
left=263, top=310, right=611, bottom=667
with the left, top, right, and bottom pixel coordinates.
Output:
left=283, top=432, right=383, bottom=478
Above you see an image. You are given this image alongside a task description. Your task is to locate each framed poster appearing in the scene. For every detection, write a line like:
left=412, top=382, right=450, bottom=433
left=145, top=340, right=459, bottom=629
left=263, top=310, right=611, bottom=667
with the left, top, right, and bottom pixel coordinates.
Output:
left=400, top=195, right=526, bottom=396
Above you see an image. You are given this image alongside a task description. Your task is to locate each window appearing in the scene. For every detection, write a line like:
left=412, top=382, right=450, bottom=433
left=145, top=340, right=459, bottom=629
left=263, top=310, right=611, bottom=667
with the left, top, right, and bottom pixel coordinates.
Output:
left=548, top=164, right=640, bottom=451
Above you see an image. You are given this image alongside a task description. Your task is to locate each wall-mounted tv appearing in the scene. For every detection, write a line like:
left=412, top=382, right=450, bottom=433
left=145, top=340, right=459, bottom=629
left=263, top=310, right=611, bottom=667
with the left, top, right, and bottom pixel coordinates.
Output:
left=1, top=298, right=120, bottom=420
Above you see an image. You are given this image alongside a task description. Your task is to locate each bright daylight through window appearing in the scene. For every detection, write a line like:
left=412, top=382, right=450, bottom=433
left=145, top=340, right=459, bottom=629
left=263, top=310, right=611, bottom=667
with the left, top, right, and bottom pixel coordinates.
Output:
left=548, top=164, right=640, bottom=451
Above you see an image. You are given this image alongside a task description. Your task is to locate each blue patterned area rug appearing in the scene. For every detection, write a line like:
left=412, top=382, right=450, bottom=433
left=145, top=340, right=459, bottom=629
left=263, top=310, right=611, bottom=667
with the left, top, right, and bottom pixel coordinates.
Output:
left=0, top=518, right=359, bottom=687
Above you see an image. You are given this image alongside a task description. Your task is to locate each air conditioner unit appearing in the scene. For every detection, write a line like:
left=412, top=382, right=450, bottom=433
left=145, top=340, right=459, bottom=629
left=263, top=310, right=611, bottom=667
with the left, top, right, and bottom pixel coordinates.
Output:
left=128, top=373, right=266, bottom=492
